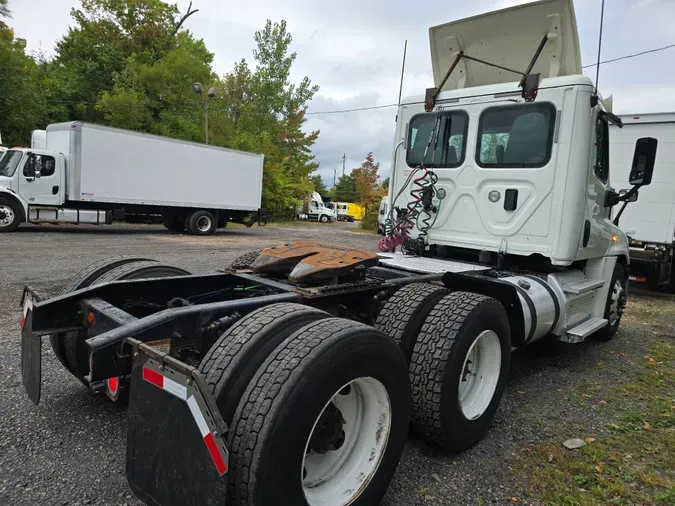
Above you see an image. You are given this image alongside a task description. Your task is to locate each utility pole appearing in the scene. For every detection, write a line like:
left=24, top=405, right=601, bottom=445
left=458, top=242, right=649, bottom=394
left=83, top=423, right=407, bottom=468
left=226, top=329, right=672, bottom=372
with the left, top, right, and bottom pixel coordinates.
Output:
left=342, top=153, right=346, bottom=177
left=333, top=166, right=337, bottom=188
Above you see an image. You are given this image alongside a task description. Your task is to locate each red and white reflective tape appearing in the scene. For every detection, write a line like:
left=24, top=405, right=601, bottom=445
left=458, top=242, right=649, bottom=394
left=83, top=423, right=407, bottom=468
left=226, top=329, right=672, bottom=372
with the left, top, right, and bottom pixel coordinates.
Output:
left=142, top=366, right=228, bottom=475
left=187, top=395, right=228, bottom=475
left=20, top=298, right=33, bottom=329
left=142, top=367, right=187, bottom=400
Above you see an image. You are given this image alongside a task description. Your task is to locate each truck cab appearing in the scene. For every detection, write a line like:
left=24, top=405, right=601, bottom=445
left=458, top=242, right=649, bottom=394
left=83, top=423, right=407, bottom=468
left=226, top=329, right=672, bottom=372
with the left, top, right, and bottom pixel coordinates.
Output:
left=0, top=148, right=68, bottom=231
left=384, top=0, right=656, bottom=344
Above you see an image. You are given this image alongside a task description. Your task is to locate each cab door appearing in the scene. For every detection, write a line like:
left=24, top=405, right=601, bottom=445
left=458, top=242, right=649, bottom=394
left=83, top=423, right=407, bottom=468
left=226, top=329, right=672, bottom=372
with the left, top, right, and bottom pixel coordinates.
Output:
left=18, top=152, right=64, bottom=206
left=576, top=110, right=614, bottom=259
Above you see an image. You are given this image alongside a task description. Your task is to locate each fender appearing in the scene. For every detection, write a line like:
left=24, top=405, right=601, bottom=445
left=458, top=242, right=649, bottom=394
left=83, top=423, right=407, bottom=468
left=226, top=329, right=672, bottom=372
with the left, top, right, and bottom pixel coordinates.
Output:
left=0, top=187, right=28, bottom=222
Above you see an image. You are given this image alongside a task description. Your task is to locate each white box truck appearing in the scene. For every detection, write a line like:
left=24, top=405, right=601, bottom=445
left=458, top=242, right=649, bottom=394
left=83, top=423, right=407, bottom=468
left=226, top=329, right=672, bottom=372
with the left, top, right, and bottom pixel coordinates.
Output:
left=610, top=113, right=675, bottom=291
left=0, top=122, right=264, bottom=235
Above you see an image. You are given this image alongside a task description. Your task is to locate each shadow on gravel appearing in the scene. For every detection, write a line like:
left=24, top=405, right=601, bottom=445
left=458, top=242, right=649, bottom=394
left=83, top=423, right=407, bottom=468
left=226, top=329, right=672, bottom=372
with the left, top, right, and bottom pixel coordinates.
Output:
left=13, top=225, right=253, bottom=237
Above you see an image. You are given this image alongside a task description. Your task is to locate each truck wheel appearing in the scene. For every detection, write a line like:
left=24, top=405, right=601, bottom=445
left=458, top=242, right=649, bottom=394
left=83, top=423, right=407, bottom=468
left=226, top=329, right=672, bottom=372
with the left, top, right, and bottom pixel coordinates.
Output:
left=593, top=263, right=627, bottom=342
left=0, top=198, right=22, bottom=232
left=162, top=215, right=185, bottom=233
left=228, top=318, right=411, bottom=506
left=49, top=257, right=152, bottom=375
left=319, top=214, right=329, bottom=223
left=63, top=261, right=190, bottom=393
left=409, top=291, right=511, bottom=453
left=375, top=283, right=449, bottom=363
left=187, top=210, right=217, bottom=235
left=199, top=303, right=330, bottom=426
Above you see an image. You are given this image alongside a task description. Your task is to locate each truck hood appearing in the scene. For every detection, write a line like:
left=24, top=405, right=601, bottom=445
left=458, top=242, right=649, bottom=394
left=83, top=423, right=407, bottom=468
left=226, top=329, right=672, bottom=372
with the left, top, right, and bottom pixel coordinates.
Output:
left=429, top=0, right=581, bottom=91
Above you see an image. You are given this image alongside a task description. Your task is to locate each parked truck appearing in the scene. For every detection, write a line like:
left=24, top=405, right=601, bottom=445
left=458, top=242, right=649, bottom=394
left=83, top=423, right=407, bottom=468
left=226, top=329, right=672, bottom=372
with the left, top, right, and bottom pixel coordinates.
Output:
left=0, top=122, right=264, bottom=235
left=610, top=113, right=675, bottom=291
left=18, top=1, right=659, bottom=505
left=332, top=201, right=365, bottom=222
left=297, top=191, right=336, bottom=222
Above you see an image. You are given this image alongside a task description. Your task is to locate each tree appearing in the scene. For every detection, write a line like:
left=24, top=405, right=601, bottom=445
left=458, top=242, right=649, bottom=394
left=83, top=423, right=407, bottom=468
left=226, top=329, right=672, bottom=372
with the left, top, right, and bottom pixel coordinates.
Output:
left=0, top=25, right=53, bottom=146
left=351, top=152, right=380, bottom=210
left=381, top=177, right=389, bottom=191
left=217, top=20, right=320, bottom=212
left=310, top=174, right=328, bottom=196
left=332, top=174, right=359, bottom=202
left=0, top=0, right=10, bottom=18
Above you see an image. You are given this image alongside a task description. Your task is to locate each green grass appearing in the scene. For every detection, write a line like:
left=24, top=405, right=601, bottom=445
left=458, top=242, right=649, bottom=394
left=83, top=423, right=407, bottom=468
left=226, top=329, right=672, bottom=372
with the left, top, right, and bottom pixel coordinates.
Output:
left=514, top=341, right=675, bottom=505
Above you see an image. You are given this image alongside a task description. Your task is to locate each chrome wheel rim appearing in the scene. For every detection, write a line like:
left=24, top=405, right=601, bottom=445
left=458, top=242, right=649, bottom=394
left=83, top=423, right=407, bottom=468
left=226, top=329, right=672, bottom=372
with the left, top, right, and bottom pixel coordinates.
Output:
left=0, top=205, right=15, bottom=227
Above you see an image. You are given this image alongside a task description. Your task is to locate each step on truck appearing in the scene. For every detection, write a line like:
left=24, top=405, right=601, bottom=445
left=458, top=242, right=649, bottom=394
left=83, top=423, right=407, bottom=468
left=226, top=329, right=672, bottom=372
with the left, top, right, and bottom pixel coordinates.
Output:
left=18, top=1, right=659, bottom=505
left=0, top=122, right=264, bottom=235
left=610, top=113, right=675, bottom=291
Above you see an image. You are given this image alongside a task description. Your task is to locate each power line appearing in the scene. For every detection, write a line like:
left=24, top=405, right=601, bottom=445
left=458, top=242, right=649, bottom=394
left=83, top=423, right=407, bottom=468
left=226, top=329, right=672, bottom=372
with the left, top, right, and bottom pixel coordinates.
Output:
left=582, top=43, right=675, bottom=68
left=305, top=103, right=398, bottom=115
left=306, top=44, right=675, bottom=116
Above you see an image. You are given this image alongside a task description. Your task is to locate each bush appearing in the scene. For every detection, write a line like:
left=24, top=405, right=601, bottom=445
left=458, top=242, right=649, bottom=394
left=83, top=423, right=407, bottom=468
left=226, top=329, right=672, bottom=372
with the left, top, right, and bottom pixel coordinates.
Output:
left=359, top=206, right=379, bottom=231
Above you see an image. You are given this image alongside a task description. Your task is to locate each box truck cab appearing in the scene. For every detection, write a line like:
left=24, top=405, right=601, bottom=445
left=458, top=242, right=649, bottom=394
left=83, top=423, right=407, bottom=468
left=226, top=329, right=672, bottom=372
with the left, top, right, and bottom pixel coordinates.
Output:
left=0, top=122, right=264, bottom=234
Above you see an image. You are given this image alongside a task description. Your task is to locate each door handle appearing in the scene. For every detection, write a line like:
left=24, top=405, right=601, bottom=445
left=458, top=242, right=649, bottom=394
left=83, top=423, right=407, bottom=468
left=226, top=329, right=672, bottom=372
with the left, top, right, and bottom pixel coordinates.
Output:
left=52, top=186, right=59, bottom=195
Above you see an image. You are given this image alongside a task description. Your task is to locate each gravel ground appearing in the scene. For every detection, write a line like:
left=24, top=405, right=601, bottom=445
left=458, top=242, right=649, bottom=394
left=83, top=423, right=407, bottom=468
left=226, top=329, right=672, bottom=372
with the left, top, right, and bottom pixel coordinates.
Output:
left=1, top=222, right=672, bottom=506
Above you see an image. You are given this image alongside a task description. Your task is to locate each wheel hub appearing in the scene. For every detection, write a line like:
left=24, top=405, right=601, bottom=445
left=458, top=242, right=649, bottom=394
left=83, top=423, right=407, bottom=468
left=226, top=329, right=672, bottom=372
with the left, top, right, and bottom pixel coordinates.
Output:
left=302, top=377, right=392, bottom=506
left=0, top=205, right=13, bottom=226
left=308, top=402, right=346, bottom=454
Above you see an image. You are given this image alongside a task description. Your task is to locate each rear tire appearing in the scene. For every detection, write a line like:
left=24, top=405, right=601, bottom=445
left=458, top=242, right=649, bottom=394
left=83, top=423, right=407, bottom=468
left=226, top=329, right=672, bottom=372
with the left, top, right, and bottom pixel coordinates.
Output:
left=49, top=257, right=152, bottom=374
left=593, top=262, right=627, bottom=342
left=228, top=318, right=411, bottom=506
left=63, top=261, right=190, bottom=390
left=200, top=303, right=330, bottom=425
left=187, top=210, right=217, bottom=235
left=0, top=198, right=22, bottom=232
left=375, top=283, right=449, bottom=363
left=409, top=291, right=511, bottom=453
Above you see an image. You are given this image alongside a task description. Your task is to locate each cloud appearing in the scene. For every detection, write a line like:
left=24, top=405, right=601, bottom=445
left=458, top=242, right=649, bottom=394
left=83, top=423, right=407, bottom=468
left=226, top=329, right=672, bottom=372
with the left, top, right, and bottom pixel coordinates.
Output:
left=10, top=0, right=675, bottom=188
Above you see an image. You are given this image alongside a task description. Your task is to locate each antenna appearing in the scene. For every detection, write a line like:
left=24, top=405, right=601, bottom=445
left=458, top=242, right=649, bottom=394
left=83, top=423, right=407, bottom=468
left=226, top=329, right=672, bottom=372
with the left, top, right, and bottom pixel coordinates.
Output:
left=593, top=0, right=606, bottom=98
left=395, top=40, right=408, bottom=122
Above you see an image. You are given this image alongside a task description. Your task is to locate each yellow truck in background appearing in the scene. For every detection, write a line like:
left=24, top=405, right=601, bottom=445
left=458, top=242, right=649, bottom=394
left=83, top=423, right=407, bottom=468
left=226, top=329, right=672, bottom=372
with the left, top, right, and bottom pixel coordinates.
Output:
left=332, top=202, right=365, bottom=222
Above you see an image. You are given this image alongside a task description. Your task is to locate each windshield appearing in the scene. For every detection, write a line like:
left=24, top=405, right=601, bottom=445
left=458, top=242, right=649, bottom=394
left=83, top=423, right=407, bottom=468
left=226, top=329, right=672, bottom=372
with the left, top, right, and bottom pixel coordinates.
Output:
left=0, top=150, right=24, bottom=178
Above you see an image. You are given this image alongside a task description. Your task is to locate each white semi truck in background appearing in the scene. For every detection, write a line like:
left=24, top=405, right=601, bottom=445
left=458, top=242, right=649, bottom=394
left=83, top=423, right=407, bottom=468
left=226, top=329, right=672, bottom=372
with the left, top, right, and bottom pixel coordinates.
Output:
left=611, top=113, right=675, bottom=291
left=0, top=122, right=264, bottom=235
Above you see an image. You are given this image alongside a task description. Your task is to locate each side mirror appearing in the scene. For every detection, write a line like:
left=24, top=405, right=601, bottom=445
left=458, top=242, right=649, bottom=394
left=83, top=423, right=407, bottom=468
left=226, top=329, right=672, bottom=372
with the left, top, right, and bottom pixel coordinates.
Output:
left=629, top=137, right=657, bottom=186
left=619, top=189, right=638, bottom=203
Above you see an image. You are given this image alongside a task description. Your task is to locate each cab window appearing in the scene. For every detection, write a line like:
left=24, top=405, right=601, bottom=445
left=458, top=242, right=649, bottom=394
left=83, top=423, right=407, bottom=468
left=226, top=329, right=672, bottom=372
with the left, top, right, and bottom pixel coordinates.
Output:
left=407, top=111, right=468, bottom=168
left=593, top=115, right=609, bottom=183
left=477, top=103, right=556, bottom=168
left=23, top=154, right=56, bottom=177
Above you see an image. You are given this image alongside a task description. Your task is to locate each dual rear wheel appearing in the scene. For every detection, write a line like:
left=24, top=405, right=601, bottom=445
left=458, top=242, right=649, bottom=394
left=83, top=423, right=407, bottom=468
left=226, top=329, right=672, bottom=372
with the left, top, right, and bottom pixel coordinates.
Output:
left=199, top=304, right=412, bottom=506
left=375, top=284, right=512, bottom=453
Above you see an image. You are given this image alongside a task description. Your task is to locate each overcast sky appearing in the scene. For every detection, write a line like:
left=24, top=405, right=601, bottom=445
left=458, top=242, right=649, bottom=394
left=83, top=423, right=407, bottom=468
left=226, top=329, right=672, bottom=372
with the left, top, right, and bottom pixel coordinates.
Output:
left=7, top=0, right=675, bottom=186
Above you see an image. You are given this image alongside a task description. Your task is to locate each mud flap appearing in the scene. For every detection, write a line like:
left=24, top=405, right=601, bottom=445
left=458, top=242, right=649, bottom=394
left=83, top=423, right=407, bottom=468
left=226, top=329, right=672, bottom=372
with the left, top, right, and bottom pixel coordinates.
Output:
left=20, top=290, right=41, bottom=405
left=126, top=339, right=229, bottom=506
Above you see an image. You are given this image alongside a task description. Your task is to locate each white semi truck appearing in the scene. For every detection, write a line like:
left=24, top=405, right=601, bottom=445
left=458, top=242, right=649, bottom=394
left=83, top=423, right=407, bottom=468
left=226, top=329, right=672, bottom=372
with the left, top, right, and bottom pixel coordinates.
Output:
left=18, top=2, right=659, bottom=505
left=0, top=122, right=264, bottom=235
left=610, top=113, right=675, bottom=291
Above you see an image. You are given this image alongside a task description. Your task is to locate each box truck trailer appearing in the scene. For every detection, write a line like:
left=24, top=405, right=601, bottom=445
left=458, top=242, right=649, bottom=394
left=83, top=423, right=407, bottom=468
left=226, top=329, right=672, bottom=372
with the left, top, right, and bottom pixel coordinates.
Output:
left=0, top=122, right=264, bottom=235
left=610, top=113, right=675, bottom=291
